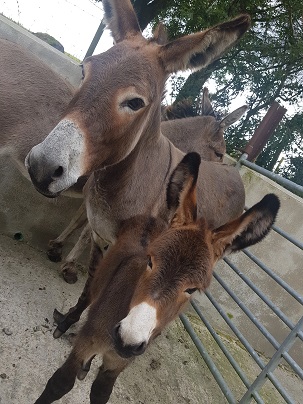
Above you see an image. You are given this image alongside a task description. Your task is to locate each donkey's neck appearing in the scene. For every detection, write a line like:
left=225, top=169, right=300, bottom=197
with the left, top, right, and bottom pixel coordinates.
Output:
left=85, top=133, right=184, bottom=245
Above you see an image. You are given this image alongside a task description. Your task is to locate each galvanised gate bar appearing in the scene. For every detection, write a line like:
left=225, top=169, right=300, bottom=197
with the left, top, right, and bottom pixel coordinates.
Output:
left=180, top=157, right=303, bottom=403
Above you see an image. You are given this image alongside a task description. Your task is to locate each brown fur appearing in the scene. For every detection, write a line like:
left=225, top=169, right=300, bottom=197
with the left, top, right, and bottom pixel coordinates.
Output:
left=35, top=154, right=279, bottom=403
left=23, top=1, right=249, bottom=313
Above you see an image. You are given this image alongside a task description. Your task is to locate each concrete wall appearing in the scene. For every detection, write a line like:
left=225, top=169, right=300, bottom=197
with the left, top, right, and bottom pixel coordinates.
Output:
left=0, top=157, right=83, bottom=257
left=0, top=14, right=81, bottom=88
left=0, top=15, right=84, bottom=255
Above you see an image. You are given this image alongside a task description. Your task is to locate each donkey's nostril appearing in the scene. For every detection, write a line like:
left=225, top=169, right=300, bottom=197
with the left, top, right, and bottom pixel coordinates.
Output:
left=113, top=323, right=121, bottom=339
left=133, top=341, right=146, bottom=356
left=52, top=166, right=64, bottom=178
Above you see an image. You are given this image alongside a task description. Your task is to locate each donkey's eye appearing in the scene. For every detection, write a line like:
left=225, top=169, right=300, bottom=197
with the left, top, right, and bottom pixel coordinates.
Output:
left=215, top=151, right=223, bottom=160
left=185, top=288, right=198, bottom=295
left=126, top=98, right=145, bottom=111
left=147, top=256, right=153, bottom=269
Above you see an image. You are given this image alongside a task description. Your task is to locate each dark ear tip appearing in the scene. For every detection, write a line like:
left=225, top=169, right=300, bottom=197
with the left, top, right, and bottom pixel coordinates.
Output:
left=181, top=152, right=201, bottom=176
left=219, top=14, right=251, bottom=30
left=236, top=14, right=251, bottom=26
left=102, top=0, right=113, bottom=23
left=243, top=13, right=251, bottom=22
left=262, top=193, right=280, bottom=214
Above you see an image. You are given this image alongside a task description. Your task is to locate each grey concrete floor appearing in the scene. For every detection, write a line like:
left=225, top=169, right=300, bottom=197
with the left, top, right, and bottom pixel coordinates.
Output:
left=0, top=234, right=228, bottom=404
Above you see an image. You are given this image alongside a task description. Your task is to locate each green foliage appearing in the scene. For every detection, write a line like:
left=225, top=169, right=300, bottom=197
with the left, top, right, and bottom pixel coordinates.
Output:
left=33, top=32, right=64, bottom=53
left=150, top=0, right=303, bottom=184
left=256, top=113, right=303, bottom=172
left=280, top=156, right=303, bottom=186
left=65, top=53, right=81, bottom=63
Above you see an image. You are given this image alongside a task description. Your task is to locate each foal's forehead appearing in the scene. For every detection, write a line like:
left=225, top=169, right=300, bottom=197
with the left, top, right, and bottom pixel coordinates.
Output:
left=144, top=228, right=211, bottom=301
left=153, top=226, right=204, bottom=249
left=151, top=227, right=209, bottom=271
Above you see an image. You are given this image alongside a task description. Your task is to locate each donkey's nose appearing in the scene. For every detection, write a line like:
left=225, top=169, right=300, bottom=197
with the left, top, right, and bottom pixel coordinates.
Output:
left=25, top=148, right=67, bottom=197
left=52, top=166, right=64, bottom=179
left=26, top=149, right=64, bottom=180
left=112, top=323, right=147, bottom=358
left=130, top=341, right=147, bottom=356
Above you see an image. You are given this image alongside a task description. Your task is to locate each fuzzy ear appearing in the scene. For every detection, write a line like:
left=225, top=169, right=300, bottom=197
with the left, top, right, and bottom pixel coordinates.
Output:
left=159, top=14, right=251, bottom=74
left=212, top=194, right=280, bottom=259
left=201, top=87, right=215, bottom=117
left=220, top=105, right=248, bottom=128
left=152, top=23, right=168, bottom=45
left=166, top=152, right=201, bottom=227
left=103, top=0, right=141, bottom=43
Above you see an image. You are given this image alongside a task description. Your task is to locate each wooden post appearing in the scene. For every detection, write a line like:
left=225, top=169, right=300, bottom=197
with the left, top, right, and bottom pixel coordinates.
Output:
left=244, top=101, right=287, bottom=161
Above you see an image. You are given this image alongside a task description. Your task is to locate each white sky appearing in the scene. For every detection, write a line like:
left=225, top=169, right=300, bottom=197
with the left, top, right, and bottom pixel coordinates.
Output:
left=1, top=0, right=113, bottom=59
left=0, top=0, right=278, bottom=113
left=1, top=0, right=243, bottom=105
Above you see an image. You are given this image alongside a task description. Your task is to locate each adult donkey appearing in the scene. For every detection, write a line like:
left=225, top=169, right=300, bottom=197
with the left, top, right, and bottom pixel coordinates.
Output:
left=26, top=0, right=250, bottom=204
left=26, top=0, right=250, bottom=299
left=162, top=88, right=247, bottom=160
left=48, top=90, right=247, bottom=283
left=0, top=37, right=246, bottom=282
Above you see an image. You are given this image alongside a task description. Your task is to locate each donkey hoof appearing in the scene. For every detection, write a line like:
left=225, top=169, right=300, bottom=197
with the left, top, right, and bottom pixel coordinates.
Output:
left=77, top=368, right=89, bottom=381
left=61, top=264, right=78, bottom=284
left=47, top=241, right=63, bottom=262
left=47, top=252, right=62, bottom=263
left=53, top=308, right=65, bottom=324
left=53, top=327, right=63, bottom=339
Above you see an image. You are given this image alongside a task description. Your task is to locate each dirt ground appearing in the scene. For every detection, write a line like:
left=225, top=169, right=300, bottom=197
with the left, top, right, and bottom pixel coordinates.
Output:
left=0, top=234, right=302, bottom=404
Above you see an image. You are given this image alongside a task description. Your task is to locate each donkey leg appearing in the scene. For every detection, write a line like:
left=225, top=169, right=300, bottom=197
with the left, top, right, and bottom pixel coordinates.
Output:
left=53, top=242, right=103, bottom=338
left=61, top=222, right=92, bottom=284
left=35, top=351, right=80, bottom=404
left=90, top=351, right=130, bottom=404
left=47, top=202, right=87, bottom=262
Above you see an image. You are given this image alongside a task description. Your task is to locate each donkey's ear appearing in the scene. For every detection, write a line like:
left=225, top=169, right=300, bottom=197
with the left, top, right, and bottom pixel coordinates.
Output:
left=103, top=0, right=141, bottom=43
left=220, top=105, right=248, bottom=128
left=153, top=23, right=168, bottom=45
left=167, top=152, right=201, bottom=227
left=201, top=87, right=215, bottom=117
left=159, top=14, right=251, bottom=74
left=212, top=194, right=280, bottom=259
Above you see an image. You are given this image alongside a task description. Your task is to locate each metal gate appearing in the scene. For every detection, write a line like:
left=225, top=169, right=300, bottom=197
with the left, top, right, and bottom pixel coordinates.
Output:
left=180, top=156, right=303, bottom=403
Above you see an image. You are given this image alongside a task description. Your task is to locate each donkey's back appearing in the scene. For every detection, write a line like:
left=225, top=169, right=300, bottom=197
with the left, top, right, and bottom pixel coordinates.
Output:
left=0, top=39, right=73, bottom=174
left=197, top=161, right=245, bottom=229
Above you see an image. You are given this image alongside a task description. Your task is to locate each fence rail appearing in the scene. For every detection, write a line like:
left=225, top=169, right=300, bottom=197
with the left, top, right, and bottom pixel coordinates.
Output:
left=237, top=153, right=303, bottom=197
left=180, top=156, right=303, bottom=403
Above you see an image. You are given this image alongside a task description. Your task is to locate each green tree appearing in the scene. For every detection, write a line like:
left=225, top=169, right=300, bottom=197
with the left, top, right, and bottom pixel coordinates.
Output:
left=152, top=0, right=303, bottom=181
left=280, top=156, right=303, bottom=186
left=256, top=113, right=303, bottom=172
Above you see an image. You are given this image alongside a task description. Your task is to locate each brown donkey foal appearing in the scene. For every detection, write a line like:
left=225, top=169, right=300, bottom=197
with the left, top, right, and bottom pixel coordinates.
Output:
left=35, top=153, right=280, bottom=404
